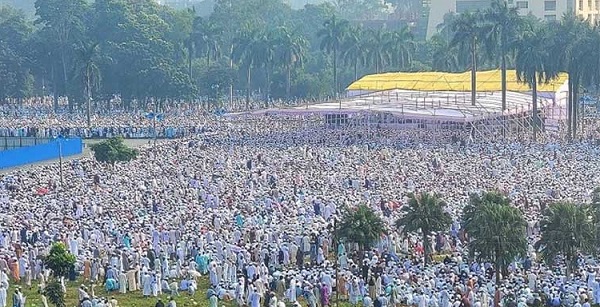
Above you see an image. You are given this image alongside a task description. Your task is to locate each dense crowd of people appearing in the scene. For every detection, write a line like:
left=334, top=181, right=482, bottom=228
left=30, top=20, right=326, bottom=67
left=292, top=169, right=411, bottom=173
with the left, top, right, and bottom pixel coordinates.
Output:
left=0, top=109, right=600, bottom=307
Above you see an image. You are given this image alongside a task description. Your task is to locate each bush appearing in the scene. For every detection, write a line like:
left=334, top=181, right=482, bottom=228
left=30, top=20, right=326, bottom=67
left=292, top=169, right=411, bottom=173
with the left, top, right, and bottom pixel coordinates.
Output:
left=43, top=280, right=66, bottom=307
left=90, top=137, right=139, bottom=164
left=44, top=242, right=76, bottom=279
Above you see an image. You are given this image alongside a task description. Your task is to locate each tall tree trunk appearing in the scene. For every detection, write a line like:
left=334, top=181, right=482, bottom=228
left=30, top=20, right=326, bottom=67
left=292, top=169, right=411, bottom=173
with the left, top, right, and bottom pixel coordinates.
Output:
left=286, top=65, right=291, bottom=100
left=494, top=246, right=501, bottom=307
left=86, top=69, right=91, bottom=128
left=207, top=49, right=211, bottom=67
left=333, top=46, right=338, bottom=98
left=567, top=77, right=573, bottom=141
left=52, top=63, right=58, bottom=112
left=532, top=75, right=538, bottom=142
left=188, top=45, right=193, bottom=80
left=61, top=51, right=70, bottom=112
left=245, top=65, right=251, bottom=110
left=501, top=52, right=507, bottom=111
left=265, top=63, right=270, bottom=108
left=470, top=39, right=477, bottom=106
left=422, top=231, right=430, bottom=265
left=573, top=82, right=579, bottom=140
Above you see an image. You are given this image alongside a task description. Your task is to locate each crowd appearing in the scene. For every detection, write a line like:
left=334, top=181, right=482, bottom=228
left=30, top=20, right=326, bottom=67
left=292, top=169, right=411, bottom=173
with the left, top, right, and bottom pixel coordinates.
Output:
left=0, top=115, right=600, bottom=307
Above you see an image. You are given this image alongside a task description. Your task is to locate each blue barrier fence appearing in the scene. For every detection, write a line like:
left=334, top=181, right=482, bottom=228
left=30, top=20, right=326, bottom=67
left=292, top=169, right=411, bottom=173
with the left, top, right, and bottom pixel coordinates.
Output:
left=0, top=138, right=83, bottom=169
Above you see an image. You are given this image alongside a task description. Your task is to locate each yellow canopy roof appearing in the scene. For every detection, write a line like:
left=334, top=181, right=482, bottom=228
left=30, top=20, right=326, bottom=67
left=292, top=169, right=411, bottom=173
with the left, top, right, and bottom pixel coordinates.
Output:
left=346, top=69, right=569, bottom=93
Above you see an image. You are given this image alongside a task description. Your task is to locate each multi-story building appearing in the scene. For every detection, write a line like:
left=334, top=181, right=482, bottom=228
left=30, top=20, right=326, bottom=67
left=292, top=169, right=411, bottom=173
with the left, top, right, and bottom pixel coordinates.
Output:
left=426, top=0, right=595, bottom=39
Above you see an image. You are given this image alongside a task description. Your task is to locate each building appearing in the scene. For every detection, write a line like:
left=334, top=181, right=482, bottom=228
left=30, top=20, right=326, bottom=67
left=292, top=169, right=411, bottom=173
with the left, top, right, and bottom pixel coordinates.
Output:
left=426, top=0, right=596, bottom=39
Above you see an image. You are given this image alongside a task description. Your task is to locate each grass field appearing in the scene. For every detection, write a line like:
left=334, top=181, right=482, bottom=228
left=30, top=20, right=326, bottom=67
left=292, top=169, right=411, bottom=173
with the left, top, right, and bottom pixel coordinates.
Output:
left=8, top=277, right=360, bottom=307
left=8, top=277, right=214, bottom=307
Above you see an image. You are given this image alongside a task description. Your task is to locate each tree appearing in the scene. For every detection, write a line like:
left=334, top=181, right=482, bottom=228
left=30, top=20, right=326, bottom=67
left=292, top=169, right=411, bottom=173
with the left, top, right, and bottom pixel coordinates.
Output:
left=450, top=11, right=483, bottom=106
left=44, top=280, right=66, bottom=307
left=483, top=0, right=521, bottom=111
left=34, top=0, right=89, bottom=110
left=342, top=25, right=366, bottom=81
left=275, top=26, right=307, bottom=99
left=256, top=29, right=278, bottom=105
left=44, top=242, right=76, bottom=279
left=515, top=25, right=560, bottom=141
left=395, top=192, right=452, bottom=265
left=336, top=204, right=386, bottom=255
left=75, top=41, right=101, bottom=128
left=388, top=27, right=414, bottom=71
left=430, top=34, right=461, bottom=72
left=365, top=28, right=392, bottom=74
left=0, top=6, right=34, bottom=103
left=233, top=26, right=264, bottom=109
left=462, top=191, right=527, bottom=287
left=553, top=16, right=600, bottom=139
left=463, top=190, right=511, bottom=231
left=90, top=137, right=139, bottom=164
left=318, top=15, right=349, bottom=96
left=536, top=202, right=596, bottom=278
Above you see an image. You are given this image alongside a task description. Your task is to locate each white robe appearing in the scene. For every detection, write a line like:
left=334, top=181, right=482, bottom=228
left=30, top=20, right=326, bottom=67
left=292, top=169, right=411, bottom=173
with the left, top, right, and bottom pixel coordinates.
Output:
left=118, top=273, right=127, bottom=294
left=0, top=287, right=6, bottom=307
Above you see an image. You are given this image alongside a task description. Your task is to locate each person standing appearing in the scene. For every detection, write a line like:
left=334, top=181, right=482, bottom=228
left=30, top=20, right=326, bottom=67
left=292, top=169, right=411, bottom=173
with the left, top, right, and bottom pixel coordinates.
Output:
left=11, top=289, right=20, bottom=307
left=0, top=284, right=6, bottom=307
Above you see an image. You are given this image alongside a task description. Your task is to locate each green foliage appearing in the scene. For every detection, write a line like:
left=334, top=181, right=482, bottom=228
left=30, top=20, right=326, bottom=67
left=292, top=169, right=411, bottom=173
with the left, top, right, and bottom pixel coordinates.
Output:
left=536, top=202, right=596, bottom=273
left=3, top=0, right=600, bottom=107
left=43, top=280, right=66, bottom=307
left=90, top=137, right=139, bottom=164
left=336, top=204, right=386, bottom=250
left=0, top=6, right=33, bottom=101
left=395, top=192, right=452, bottom=264
left=463, top=190, right=510, bottom=230
left=44, top=242, right=76, bottom=279
left=463, top=191, right=527, bottom=283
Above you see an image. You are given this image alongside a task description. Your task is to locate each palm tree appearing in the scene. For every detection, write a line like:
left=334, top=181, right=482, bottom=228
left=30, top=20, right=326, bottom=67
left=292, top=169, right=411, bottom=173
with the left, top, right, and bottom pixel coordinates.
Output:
left=76, top=41, right=100, bottom=128
left=365, top=28, right=392, bottom=74
left=193, top=17, right=222, bottom=68
left=450, top=11, right=484, bottom=106
left=276, top=26, right=307, bottom=99
left=463, top=190, right=511, bottom=231
left=484, top=0, right=521, bottom=111
left=336, top=204, right=386, bottom=257
left=387, top=27, right=414, bottom=71
left=342, top=25, right=366, bottom=81
left=395, top=192, right=452, bottom=265
left=464, top=199, right=527, bottom=287
left=430, top=34, right=461, bottom=72
left=555, top=16, right=600, bottom=139
left=233, top=27, right=263, bottom=109
left=255, top=30, right=278, bottom=106
left=186, top=15, right=205, bottom=80
left=515, top=25, right=560, bottom=142
left=536, top=202, right=596, bottom=278
left=318, top=15, right=349, bottom=96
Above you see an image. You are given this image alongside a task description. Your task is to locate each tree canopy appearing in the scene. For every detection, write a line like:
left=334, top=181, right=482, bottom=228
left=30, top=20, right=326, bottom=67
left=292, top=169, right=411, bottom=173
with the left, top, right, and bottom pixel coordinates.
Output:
left=395, top=192, right=452, bottom=265
left=536, top=202, right=596, bottom=277
left=336, top=204, right=386, bottom=251
left=90, top=137, right=139, bottom=164
left=44, top=242, right=76, bottom=279
left=462, top=191, right=527, bottom=285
